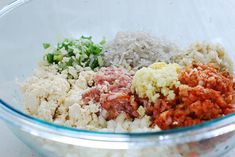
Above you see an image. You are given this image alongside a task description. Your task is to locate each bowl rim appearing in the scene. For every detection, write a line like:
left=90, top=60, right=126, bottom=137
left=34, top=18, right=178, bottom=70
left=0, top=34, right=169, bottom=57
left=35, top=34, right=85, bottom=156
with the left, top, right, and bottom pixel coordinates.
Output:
left=1, top=0, right=235, bottom=149
left=2, top=97, right=235, bottom=148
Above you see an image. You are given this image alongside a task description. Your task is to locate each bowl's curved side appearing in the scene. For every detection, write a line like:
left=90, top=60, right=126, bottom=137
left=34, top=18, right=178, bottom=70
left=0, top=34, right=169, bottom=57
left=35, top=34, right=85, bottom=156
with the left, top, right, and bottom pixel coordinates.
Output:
left=1, top=98, right=235, bottom=150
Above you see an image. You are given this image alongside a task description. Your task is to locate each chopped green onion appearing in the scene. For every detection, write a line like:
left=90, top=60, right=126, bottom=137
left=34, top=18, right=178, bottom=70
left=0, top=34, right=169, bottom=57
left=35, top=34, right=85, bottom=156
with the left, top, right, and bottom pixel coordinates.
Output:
left=43, top=43, right=51, bottom=49
left=44, top=36, right=106, bottom=72
left=81, top=36, right=92, bottom=40
left=53, top=53, right=63, bottom=63
left=46, top=53, right=54, bottom=63
left=66, top=58, right=74, bottom=66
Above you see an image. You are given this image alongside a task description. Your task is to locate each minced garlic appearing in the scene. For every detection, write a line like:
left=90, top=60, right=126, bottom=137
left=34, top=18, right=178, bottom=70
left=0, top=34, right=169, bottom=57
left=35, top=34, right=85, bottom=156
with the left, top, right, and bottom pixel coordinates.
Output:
left=131, top=62, right=181, bottom=102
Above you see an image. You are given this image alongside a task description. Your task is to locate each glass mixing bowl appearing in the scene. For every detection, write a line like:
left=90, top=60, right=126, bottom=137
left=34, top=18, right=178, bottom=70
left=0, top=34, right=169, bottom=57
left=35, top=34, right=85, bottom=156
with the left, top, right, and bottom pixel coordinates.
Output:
left=1, top=0, right=235, bottom=157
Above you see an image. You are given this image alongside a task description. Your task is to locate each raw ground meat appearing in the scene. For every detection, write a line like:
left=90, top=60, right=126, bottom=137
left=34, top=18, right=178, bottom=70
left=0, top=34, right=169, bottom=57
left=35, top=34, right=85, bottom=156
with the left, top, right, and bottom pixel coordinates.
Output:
left=82, top=67, right=139, bottom=120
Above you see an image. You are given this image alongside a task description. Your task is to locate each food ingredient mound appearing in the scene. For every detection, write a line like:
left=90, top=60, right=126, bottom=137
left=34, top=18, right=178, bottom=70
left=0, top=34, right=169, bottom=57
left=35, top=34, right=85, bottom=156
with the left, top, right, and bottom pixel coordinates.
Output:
left=43, top=36, right=105, bottom=74
left=103, top=32, right=181, bottom=69
left=82, top=66, right=140, bottom=120
left=131, top=62, right=181, bottom=103
left=153, top=63, right=235, bottom=130
left=173, top=42, right=233, bottom=73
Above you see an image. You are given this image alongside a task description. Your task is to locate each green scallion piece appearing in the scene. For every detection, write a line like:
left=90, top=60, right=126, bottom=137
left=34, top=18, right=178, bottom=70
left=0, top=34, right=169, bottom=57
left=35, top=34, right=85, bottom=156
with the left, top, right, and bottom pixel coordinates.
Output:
left=43, top=43, right=51, bottom=49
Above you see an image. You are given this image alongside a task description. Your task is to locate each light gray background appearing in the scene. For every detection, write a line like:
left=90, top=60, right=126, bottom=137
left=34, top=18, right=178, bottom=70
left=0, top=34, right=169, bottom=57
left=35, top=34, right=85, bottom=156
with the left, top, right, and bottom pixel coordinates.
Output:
left=0, top=1, right=234, bottom=157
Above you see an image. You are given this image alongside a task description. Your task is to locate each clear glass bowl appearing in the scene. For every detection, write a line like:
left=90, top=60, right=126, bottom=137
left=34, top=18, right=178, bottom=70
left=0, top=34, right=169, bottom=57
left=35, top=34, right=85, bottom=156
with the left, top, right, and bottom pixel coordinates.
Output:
left=1, top=0, right=235, bottom=157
